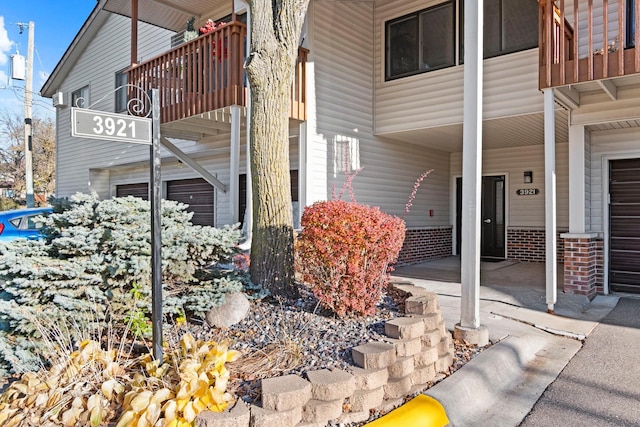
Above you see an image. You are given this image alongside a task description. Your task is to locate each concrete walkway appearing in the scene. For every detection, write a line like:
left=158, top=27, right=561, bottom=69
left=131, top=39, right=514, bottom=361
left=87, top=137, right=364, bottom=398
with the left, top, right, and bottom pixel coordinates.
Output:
left=520, top=297, right=640, bottom=427
left=392, top=258, right=621, bottom=426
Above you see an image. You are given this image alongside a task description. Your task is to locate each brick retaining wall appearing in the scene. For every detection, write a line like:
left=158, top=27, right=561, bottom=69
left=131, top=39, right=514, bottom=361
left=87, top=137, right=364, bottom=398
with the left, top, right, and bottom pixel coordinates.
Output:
left=195, top=283, right=455, bottom=427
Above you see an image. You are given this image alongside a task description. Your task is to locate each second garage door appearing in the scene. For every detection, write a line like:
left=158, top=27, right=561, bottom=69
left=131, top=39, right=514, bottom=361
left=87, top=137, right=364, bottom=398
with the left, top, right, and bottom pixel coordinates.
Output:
left=166, top=178, right=214, bottom=226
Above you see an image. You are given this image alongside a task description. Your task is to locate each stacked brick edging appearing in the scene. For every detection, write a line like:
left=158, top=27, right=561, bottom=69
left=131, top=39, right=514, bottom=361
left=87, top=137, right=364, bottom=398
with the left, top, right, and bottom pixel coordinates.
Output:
left=195, top=283, right=454, bottom=427
left=561, top=233, right=604, bottom=299
left=507, top=228, right=567, bottom=263
left=397, top=227, right=452, bottom=265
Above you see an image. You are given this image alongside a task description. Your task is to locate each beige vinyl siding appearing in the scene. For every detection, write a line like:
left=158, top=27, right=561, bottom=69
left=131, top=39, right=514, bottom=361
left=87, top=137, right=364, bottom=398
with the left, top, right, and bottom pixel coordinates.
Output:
left=373, top=0, right=543, bottom=134
left=590, top=127, right=640, bottom=233
left=56, top=13, right=173, bottom=197
left=308, top=0, right=451, bottom=228
left=450, top=144, right=569, bottom=228
left=570, top=86, right=640, bottom=126
left=88, top=169, right=111, bottom=199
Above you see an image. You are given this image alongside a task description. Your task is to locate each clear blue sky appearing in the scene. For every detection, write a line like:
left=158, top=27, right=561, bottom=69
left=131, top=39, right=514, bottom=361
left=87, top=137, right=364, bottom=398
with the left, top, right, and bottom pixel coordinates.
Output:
left=0, top=1, right=97, bottom=119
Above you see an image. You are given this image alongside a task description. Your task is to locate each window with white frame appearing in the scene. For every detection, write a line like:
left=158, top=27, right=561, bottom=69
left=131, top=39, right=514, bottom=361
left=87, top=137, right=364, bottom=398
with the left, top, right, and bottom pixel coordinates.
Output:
left=71, top=85, right=89, bottom=108
left=115, top=70, right=128, bottom=113
left=385, top=1, right=455, bottom=80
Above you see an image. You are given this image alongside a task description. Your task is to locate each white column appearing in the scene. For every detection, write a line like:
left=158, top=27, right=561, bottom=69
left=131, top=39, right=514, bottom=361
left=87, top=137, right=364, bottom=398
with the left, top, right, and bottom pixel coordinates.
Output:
left=544, top=88, right=557, bottom=313
left=568, top=125, right=586, bottom=233
left=230, top=105, right=241, bottom=224
left=455, top=0, right=487, bottom=346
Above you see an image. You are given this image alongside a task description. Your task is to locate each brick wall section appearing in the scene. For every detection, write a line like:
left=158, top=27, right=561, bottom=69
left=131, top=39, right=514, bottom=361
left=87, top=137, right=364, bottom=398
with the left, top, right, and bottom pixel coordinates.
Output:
left=396, top=227, right=452, bottom=265
left=562, top=235, right=603, bottom=300
left=507, top=228, right=566, bottom=263
left=595, top=239, right=604, bottom=294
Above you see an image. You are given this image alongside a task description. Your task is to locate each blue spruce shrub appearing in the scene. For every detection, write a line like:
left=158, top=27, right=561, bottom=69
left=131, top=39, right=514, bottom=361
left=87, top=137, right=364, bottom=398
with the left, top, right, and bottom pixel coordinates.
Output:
left=0, top=193, right=253, bottom=373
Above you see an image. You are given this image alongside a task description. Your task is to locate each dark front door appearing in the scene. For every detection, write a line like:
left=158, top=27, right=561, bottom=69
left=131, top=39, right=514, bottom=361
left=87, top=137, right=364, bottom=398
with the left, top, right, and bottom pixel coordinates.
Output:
left=456, top=175, right=505, bottom=259
left=481, top=175, right=505, bottom=259
left=609, top=158, right=640, bottom=293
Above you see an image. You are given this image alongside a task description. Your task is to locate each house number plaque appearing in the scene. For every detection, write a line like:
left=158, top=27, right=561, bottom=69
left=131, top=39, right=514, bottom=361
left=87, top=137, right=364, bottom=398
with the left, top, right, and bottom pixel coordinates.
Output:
left=71, top=107, right=152, bottom=145
left=516, top=188, right=539, bottom=196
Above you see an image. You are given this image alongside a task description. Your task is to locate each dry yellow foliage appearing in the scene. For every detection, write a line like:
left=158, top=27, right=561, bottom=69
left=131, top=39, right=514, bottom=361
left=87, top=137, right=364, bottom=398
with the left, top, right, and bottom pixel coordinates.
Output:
left=0, top=333, right=239, bottom=426
left=116, top=333, right=239, bottom=427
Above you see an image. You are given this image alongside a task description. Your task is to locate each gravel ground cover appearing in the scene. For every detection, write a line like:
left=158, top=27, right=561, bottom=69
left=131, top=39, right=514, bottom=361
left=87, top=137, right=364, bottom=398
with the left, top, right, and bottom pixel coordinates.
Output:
left=176, top=284, right=487, bottom=425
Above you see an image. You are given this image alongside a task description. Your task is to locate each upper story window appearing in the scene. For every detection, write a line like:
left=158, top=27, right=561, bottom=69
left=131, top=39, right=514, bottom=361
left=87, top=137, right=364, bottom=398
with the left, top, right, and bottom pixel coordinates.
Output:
left=483, top=0, right=538, bottom=58
left=71, top=85, right=89, bottom=108
left=385, top=0, right=539, bottom=81
left=385, top=1, right=455, bottom=80
left=115, top=70, right=128, bottom=113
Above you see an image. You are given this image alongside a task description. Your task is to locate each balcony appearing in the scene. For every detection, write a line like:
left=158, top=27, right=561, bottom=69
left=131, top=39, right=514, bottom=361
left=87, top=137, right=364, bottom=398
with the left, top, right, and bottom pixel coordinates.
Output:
left=127, top=21, right=308, bottom=127
left=539, top=0, right=640, bottom=89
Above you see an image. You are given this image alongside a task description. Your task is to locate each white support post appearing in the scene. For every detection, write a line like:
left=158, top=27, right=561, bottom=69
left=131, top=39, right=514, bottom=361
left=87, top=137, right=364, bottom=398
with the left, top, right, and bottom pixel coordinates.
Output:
left=230, top=106, right=241, bottom=224
left=455, top=0, right=488, bottom=346
left=568, top=125, right=586, bottom=233
left=544, top=88, right=558, bottom=313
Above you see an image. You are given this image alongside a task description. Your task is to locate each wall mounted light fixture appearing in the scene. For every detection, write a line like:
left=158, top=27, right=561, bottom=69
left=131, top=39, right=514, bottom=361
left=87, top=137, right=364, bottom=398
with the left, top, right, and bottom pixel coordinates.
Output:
left=524, top=171, right=533, bottom=184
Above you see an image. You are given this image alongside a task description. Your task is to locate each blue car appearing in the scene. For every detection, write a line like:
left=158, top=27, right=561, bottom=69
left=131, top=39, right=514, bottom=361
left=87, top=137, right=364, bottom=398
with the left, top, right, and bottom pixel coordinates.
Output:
left=0, top=207, right=53, bottom=242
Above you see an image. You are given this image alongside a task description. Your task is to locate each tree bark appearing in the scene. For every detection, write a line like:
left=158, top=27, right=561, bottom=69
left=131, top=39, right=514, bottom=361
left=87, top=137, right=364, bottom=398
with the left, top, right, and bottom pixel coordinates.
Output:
left=245, top=0, right=309, bottom=297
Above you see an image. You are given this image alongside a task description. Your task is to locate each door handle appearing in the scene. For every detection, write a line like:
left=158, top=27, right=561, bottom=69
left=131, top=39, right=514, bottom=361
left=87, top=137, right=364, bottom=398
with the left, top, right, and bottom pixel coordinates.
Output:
left=483, top=218, right=492, bottom=224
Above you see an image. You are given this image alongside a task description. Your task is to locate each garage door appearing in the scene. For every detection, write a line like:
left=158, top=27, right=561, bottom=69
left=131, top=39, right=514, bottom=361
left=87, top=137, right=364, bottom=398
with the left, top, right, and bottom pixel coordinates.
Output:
left=166, top=178, right=214, bottom=226
left=116, top=183, right=149, bottom=200
left=609, top=158, right=640, bottom=293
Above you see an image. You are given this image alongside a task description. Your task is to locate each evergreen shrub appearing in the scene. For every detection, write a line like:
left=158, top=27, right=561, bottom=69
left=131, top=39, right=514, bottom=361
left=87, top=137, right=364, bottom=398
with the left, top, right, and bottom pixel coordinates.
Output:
left=295, top=199, right=406, bottom=317
left=0, top=193, right=247, bottom=373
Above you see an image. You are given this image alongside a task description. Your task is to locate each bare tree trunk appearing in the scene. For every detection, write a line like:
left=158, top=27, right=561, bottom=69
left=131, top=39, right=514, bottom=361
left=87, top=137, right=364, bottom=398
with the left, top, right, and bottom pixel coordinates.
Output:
left=245, top=0, right=309, bottom=297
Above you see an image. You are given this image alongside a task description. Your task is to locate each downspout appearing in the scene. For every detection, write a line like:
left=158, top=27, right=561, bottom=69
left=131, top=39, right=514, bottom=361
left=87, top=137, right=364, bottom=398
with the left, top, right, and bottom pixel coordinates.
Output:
left=240, top=0, right=253, bottom=249
left=131, top=0, right=138, bottom=66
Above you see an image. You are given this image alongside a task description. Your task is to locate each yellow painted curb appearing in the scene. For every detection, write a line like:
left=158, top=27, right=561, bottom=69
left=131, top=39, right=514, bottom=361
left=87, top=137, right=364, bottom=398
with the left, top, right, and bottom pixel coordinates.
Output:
left=364, top=394, right=449, bottom=427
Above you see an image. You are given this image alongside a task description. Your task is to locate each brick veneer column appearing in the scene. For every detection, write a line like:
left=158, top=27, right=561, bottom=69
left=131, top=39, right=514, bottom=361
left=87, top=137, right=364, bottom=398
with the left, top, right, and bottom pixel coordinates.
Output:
left=561, top=233, right=602, bottom=300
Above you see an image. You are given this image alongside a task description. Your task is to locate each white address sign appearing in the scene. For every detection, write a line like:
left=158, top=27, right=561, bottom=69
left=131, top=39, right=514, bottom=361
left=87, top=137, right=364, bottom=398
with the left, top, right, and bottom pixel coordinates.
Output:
left=71, top=108, right=152, bottom=145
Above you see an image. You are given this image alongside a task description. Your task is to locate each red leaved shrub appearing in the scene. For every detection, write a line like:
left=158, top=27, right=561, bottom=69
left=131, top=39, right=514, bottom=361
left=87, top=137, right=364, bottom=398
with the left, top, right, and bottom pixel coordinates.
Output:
left=296, top=200, right=406, bottom=317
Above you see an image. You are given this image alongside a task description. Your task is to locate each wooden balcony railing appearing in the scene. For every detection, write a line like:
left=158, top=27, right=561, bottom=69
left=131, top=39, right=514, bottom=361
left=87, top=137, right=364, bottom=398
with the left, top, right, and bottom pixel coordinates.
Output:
left=128, top=21, right=308, bottom=123
left=540, top=0, right=640, bottom=89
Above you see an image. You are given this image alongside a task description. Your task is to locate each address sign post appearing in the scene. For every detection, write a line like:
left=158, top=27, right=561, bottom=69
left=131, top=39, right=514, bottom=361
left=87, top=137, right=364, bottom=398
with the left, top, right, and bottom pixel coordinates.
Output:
left=70, top=89, right=164, bottom=363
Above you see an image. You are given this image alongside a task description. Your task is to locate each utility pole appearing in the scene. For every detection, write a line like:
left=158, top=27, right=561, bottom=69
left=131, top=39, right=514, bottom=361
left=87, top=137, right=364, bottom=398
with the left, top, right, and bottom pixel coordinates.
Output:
left=20, top=21, right=35, bottom=208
